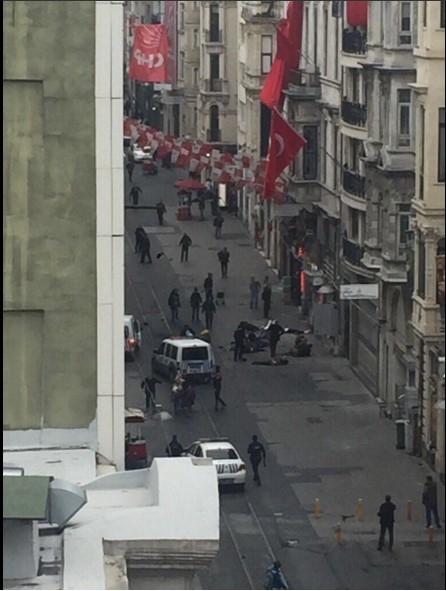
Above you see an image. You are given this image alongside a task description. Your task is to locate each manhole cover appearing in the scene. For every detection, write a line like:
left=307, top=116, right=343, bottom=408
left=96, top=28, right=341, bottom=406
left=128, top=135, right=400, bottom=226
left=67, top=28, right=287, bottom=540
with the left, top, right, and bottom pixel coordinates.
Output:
left=306, top=417, right=322, bottom=424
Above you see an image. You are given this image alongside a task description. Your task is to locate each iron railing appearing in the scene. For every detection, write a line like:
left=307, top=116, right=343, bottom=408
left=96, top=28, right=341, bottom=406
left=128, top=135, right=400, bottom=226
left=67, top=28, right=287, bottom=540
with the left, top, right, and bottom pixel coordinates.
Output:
left=342, top=169, right=366, bottom=198
left=341, top=100, right=367, bottom=127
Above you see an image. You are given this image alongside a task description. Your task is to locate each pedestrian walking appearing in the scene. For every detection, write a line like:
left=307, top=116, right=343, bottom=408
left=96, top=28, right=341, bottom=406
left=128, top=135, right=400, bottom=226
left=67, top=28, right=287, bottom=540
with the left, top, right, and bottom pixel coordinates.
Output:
left=264, top=561, right=288, bottom=590
left=197, top=193, right=206, bottom=221
left=204, top=273, right=214, bottom=300
left=190, top=287, right=203, bottom=322
left=202, top=296, right=216, bottom=330
left=247, top=435, right=266, bottom=486
left=233, top=323, right=247, bottom=362
left=165, top=435, right=184, bottom=457
left=422, top=475, right=442, bottom=528
left=377, top=495, right=396, bottom=551
left=266, top=320, right=285, bottom=359
left=213, top=213, right=224, bottom=239
left=139, top=234, right=152, bottom=264
left=134, top=226, right=146, bottom=254
left=179, top=233, right=192, bottom=262
left=129, top=185, right=142, bottom=205
left=217, top=247, right=230, bottom=279
left=168, top=288, right=181, bottom=323
left=156, top=200, right=167, bottom=226
left=141, top=375, right=161, bottom=412
left=262, top=283, right=272, bottom=319
left=249, top=276, right=261, bottom=309
left=126, top=160, right=135, bottom=182
left=212, top=365, right=227, bottom=411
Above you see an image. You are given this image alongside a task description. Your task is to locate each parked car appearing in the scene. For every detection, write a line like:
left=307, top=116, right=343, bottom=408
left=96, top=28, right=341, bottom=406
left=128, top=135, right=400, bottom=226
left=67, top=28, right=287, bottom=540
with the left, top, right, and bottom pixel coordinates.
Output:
left=151, top=337, right=215, bottom=382
left=132, top=144, right=153, bottom=163
left=124, top=314, right=142, bottom=361
left=183, top=438, right=246, bottom=491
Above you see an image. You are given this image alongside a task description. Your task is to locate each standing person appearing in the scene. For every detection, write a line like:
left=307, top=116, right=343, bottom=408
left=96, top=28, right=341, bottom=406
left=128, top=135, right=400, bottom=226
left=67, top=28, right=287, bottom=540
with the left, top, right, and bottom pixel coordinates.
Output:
left=233, top=323, right=247, bottom=362
left=126, top=160, right=135, bottom=182
left=168, top=288, right=181, bottom=323
left=141, top=375, right=161, bottom=412
left=156, top=200, right=167, bottom=226
left=212, top=365, right=227, bottom=411
left=247, top=435, right=266, bottom=486
left=134, top=226, right=146, bottom=254
left=197, top=193, right=206, bottom=221
left=265, top=561, right=288, bottom=590
left=267, top=320, right=285, bottom=359
left=190, top=287, right=203, bottom=322
left=129, top=185, right=142, bottom=205
left=422, top=475, right=442, bottom=528
left=204, top=273, right=214, bottom=300
left=140, top=234, right=152, bottom=264
left=179, top=233, right=192, bottom=262
left=202, top=296, right=216, bottom=330
left=165, top=435, right=184, bottom=457
left=217, top=247, right=230, bottom=279
left=213, top=213, right=224, bottom=239
left=262, top=282, right=272, bottom=319
left=249, top=276, right=261, bottom=309
left=377, top=495, right=396, bottom=551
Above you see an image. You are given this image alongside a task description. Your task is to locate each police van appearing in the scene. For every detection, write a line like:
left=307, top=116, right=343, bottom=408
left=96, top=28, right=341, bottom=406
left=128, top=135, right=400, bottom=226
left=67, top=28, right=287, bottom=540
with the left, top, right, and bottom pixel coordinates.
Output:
left=124, top=315, right=142, bottom=361
left=151, top=337, right=215, bottom=382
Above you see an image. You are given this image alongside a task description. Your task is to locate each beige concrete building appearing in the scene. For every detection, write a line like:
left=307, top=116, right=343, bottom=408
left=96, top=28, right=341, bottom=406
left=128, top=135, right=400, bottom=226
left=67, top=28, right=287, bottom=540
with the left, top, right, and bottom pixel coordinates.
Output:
left=410, top=0, right=445, bottom=478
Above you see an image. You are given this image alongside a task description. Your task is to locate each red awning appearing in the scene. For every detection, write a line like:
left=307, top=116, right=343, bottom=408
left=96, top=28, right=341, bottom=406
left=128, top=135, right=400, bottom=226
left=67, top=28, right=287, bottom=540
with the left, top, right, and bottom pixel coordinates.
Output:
left=346, top=0, right=368, bottom=27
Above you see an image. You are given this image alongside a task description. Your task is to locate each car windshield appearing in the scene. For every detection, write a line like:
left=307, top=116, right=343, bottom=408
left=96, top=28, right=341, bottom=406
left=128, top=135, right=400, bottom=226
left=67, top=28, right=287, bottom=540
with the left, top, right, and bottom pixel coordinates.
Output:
left=206, top=448, right=238, bottom=460
left=182, top=347, right=208, bottom=361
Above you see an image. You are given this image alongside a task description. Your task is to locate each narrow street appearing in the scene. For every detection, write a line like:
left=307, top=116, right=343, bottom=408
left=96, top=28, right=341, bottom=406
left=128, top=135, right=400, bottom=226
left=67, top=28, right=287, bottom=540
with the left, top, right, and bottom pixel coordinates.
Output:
left=124, top=163, right=445, bottom=590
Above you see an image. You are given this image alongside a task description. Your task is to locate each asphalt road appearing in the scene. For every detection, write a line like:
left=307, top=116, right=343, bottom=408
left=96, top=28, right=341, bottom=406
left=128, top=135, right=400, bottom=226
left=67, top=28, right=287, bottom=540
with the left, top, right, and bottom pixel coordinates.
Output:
left=123, top=162, right=445, bottom=590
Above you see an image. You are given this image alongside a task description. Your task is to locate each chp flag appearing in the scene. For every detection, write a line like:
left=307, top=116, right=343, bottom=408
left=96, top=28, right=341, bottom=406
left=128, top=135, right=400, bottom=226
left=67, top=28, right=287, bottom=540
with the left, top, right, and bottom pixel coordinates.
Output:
left=129, top=24, right=168, bottom=83
left=263, top=109, right=306, bottom=200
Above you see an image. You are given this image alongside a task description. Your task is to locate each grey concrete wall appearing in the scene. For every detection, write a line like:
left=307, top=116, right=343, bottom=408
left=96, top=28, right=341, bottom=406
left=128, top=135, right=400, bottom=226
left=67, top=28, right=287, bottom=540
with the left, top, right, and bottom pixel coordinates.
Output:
left=3, top=1, right=97, bottom=430
left=3, top=520, right=39, bottom=580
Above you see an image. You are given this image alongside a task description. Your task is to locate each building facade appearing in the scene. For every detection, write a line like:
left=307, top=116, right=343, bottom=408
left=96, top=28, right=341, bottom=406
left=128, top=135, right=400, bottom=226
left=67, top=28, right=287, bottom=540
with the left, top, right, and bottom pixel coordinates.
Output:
left=3, top=0, right=125, bottom=469
left=410, top=0, right=445, bottom=478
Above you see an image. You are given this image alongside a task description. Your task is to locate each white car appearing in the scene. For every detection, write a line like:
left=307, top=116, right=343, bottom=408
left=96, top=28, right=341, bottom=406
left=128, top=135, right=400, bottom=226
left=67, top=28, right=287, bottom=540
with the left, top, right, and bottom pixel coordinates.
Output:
left=151, top=337, right=215, bottom=383
left=132, top=144, right=153, bottom=163
left=183, top=438, right=246, bottom=491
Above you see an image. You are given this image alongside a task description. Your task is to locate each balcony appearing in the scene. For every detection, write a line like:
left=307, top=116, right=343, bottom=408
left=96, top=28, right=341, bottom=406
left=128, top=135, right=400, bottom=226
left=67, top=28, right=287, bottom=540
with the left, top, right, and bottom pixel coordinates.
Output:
left=285, top=69, right=321, bottom=101
left=201, top=79, right=229, bottom=94
left=342, top=169, right=366, bottom=199
left=343, top=237, right=364, bottom=267
left=342, top=28, right=367, bottom=55
left=206, top=129, right=222, bottom=143
left=241, top=3, right=278, bottom=22
left=204, top=29, right=223, bottom=44
left=341, top=100, right=367, bottom=127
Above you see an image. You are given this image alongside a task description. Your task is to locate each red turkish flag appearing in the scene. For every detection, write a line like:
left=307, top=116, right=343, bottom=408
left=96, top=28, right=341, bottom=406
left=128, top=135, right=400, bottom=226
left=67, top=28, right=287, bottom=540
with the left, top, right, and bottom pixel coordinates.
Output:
left=284, top=1, right=304, bottom=69
left=129, top=25, right=168, bottom=83
left=346, top=1, right=368, bottom=27
left=263, top=110, right=306, bottom=200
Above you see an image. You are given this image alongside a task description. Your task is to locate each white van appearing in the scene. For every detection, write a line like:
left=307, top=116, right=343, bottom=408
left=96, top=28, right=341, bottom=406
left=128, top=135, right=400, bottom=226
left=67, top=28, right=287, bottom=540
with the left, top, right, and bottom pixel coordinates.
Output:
left=151, top=337, right=215, bottom=382
left=124, top=315, right=142, bottom=361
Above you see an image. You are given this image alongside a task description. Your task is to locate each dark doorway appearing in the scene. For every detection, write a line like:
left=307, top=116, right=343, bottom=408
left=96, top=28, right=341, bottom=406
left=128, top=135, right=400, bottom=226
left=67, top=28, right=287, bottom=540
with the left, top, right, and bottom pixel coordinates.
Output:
left=260, top=103, right=271, bottom=158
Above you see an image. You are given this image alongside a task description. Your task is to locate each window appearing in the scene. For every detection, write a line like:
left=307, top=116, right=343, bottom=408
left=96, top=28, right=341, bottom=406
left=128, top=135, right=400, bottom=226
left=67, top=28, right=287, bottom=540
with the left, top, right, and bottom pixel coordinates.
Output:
left=397, top=89, right=411, bottom=147
left=397, top=204, right=411, bottom=245
left=260, top=103, right=272, bottom=158
left=209, top=3, right=220, bottom=42
left=179, top=51, right=185, bottom=79
left=193, top=30, right=199, bottom=47
left=302, top=125, right=318, bottom=180
left=441, top=0, right=445, bottom=28
left=418, top=237, right=426, bottom=298
left=399, top=2, right=412, bottom=45
left=323, top=9, right=328, bottom=76
left=170, top=345, right=178, bottom=360
left=304, top=6, right=309, bottom=69
left=182, top=347, right=209, bottom=361
left=351, top=209, right=359, bottom=241
left=422, top=1, right=427, bottom=27
left=313, top=6, right=318, bottom=67
left=179, top=3, right=185, bottom=30
left=210, top=54, right=219, bottom=80
left=193, top=67, right=198, bottom=86
left=334, top=19, right=339, bottom=80
left=206, top=448, right=238, bottom=460
left=419, top=106, right=425, bottom=198
left=439, top=108, right=445, bottom=182
left=210, top=104, right=220, bottom=141
left=261, top=35, right=273, bottom=74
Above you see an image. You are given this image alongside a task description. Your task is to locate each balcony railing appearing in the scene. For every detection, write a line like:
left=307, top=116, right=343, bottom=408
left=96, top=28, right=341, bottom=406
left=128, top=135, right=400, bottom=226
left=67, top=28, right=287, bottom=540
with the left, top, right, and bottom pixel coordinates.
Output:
left=241, top=4, right=278, bottom=21
left=343, top=237, right=364, bottom=267
left=204, top=29, right=223, bottom=43
left=207, top=129, right=222, bottom=142
left=203, top=79, right=229, bottom=94
left=341, top=100, right=367, bottom=127
left=342, top=169, right=366, bottom=198
left=342, top=28, right=367, bottom=54
left=287, top=69, right=321, bottom=100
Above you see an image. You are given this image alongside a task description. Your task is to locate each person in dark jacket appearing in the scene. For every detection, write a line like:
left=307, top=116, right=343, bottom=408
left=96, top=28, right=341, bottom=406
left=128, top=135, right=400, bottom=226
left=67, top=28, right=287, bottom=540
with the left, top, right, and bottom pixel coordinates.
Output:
left=204, top=273, right=214, bottom=300
left=262, top=283, right=272, bottom=319
left=168, top=288, right=181, bottom=322
left=134, top=226, right=146, bottom=254
left=267, top=320, right=285, bottom=359
left=179, top=233, right=192, bottom=262
left=202, top=296, right=216, bottom=330
left=377, top=495, right=396, bottom=551
left=247, top=435, right=266, bottom=486
left=141, top=375, right=161, bottom=411
left=213, top=213, right=224, bottom=239
left=265, top=561, right=288, bottom=590
left=233, top=323, right=247, bottom=362
left=129, top=185, right=142, bottom=205
left=197, top=193, right=206, bottom=220
left=126, top=160, right=135, bottom=182
left=212, top=365, right=227, bottom=411
left=140, top=234, right=152, bottom=264
left=166, top=435, right=184, bottom=457
left=190, top=287, right=203, bottom=322
left=156, top=200, right=167, bottom=225
left=217, top=247, right=230, bottom=278
left=422, top=476, right=442, bottom=528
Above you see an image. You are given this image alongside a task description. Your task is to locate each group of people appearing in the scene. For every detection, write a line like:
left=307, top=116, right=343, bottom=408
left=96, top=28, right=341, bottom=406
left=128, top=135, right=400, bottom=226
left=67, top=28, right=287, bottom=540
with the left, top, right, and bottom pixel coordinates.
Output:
left=248, top=275, right=273, bottom=319
left=171, top=373, right=196, bottom=415
left=167, top=274, right=218, bottom=329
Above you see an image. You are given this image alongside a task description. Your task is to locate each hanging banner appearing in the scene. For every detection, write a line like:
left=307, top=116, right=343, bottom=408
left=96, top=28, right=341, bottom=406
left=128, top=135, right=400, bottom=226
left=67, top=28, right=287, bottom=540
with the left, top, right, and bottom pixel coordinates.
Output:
left=346, top=1, right=368, bottom=27
left=164, top=0, right=177, bottom=86
left=129, top=24, right=168, bottom=83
